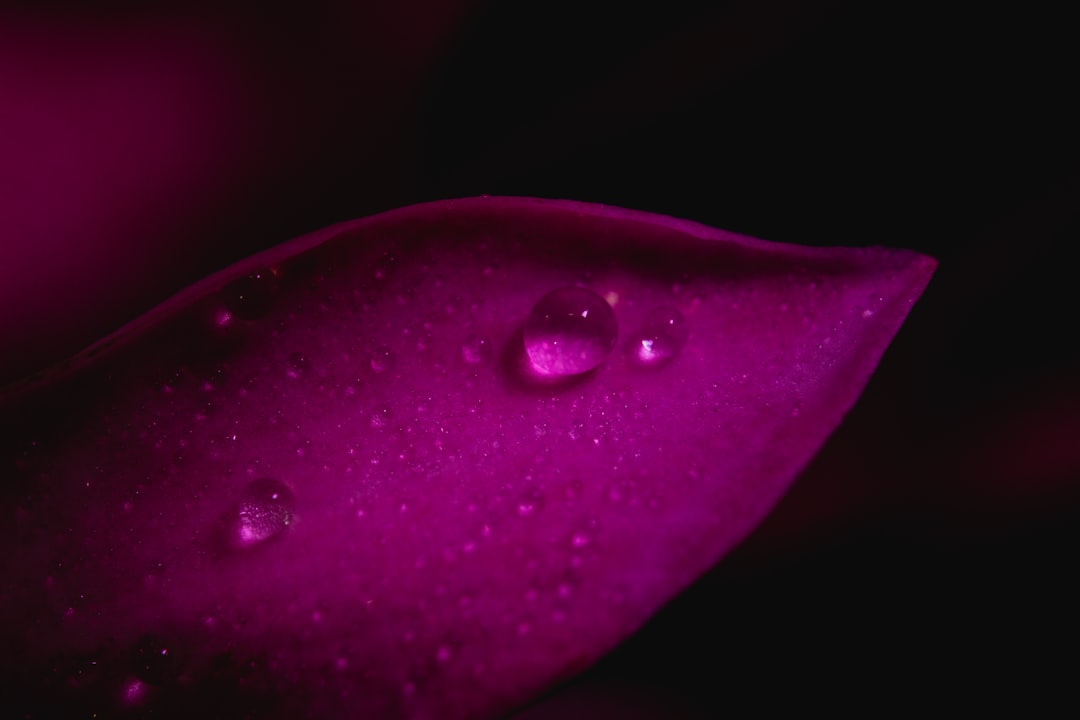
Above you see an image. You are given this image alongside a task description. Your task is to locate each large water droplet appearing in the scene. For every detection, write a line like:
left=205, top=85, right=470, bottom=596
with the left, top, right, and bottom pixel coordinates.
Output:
left=235, top=478, right=294, bottom=546
left=632, top=306, right=688, bottom=366
left=524, top=287, right=618, bottom=376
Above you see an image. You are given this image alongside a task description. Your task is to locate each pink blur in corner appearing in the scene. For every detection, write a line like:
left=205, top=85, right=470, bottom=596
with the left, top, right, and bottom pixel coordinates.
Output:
left=0, top=15, right=252, bottom=381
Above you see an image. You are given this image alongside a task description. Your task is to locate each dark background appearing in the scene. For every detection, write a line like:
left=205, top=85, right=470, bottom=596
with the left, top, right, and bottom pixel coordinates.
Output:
left=3, top=1, right=1077, bottom=714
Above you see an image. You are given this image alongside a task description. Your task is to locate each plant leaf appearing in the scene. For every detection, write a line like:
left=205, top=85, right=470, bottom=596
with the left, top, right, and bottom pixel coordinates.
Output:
left=0, top=197, right=935, bottom=718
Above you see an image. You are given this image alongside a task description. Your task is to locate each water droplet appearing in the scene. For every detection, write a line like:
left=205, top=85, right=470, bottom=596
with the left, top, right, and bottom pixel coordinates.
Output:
left=524, top=287, right=618, bottom=376
left=632, top=306, right=688, bottom=366
left=235, top=478, right=294, bottom=547
left=369, top=346, right=394, bottom=373
left=461, top=334, right=491, bottom=365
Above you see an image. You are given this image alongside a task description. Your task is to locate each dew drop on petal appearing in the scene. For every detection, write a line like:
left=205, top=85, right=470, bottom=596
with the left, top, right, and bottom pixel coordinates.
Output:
left=235, top=478, right=294, bottom=546
left=632, top=306, right=688, bottom=366
left=524, top=287, right=618, bottom=376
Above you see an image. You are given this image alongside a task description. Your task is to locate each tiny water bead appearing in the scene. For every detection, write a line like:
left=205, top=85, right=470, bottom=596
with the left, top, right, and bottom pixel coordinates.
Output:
left=236, top=478, right=294, bottom=546
left=524, top=287, right=618, bottom=376
left=632, top=306, right=688, bottom=366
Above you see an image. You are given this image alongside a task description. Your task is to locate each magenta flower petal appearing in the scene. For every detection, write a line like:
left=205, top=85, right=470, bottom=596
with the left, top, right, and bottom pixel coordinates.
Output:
left=0, top=197, right=935, bottom=718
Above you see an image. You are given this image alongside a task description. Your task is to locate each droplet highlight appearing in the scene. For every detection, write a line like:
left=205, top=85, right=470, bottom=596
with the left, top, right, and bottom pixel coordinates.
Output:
left=632, top=306, right=688, bottom=366
left=524, top=287, right=618, bottom=376
left=235, top=478, right=294, bottom=546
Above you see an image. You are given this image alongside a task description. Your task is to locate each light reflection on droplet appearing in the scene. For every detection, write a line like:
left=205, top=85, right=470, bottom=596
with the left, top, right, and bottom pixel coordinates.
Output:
left=632, top=306, right=688, bottom=366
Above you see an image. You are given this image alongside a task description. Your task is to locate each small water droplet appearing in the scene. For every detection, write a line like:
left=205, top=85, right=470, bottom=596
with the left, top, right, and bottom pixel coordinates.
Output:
left=632, top=306, right=688, bottom=366
left=369, top=346, right=394, bottom=373
left=524, top=287, right=618, bottom=376
left=235, top=478, right=294, bottom=547
left=461, top=334, right=491, bottom=365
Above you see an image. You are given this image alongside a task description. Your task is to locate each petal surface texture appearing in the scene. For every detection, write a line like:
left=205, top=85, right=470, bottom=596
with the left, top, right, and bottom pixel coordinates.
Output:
left=0, top=197, right=935, bottom=718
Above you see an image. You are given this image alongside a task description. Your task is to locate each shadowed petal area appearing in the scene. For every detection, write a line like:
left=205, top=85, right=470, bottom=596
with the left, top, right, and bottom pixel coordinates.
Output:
left=0, top=197, right=935, bottom=718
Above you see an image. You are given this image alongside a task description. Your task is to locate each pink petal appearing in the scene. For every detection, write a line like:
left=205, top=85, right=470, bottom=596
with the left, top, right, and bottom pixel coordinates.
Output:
left=0, top=197, right=935, bottom=718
